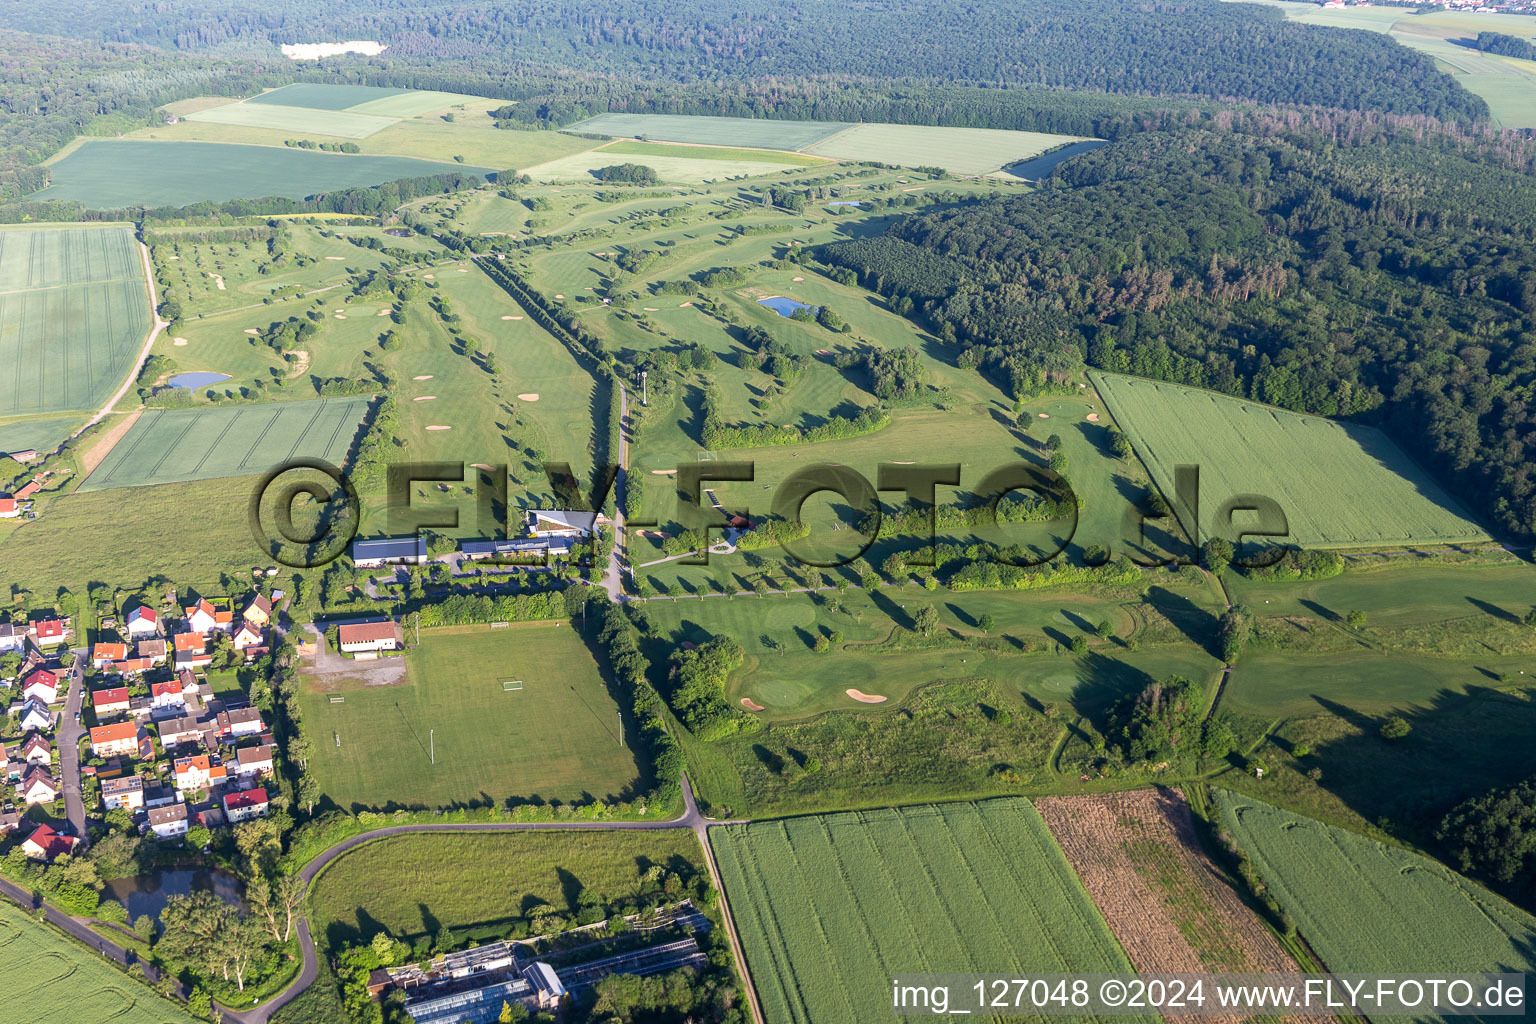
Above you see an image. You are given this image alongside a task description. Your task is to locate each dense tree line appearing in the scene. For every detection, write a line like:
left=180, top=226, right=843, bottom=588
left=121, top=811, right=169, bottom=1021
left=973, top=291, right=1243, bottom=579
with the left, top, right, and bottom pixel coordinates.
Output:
left=823, top=107, right=1536, bottom=538
left=1, top=0, right=1485, bottom=120
left=1438, top=775, right=1536, bottom=905
left=1472, top=31, right=1536, bottom=61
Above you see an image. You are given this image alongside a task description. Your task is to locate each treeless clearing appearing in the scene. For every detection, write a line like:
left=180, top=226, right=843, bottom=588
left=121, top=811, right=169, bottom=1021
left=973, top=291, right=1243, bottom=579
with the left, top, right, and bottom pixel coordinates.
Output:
left=1036, top=789, right=1299, bottom=1024
left=79, top=410, right=142, bottom=476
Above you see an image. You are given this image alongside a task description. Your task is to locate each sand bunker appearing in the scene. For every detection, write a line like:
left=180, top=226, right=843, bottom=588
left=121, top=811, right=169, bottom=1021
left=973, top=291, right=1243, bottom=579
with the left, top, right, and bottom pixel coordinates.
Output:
left=333, top=314, right=346, bottom=319
left=325, top=256, right=344, bottom=261
left=740, top=698, right=766, bottom=712
left=643, top=307, right=659, bottom=311
left=650, top=469, right=678, bottom=476
left=846, top=689, right=888, bottom=704
left=167, top=255, right=179, bottom=260
left=207, top=273, right=225, bottom=290
left=173, top=337, right=188, bottom=346
left=501, top=315, right=516, bottom=320
left=1038, top=413, right=1050, bottom=419
left=243, top=328, right=261, bottom=336
left=471, top=463, right=496, bottom=471
left=377, top=309, right=392, bottom=317
left=424, top=274, right=435, bottom=279
left=892, top=460, right=915, bottom=465
left=792, top=276, right=805, bottom=282
left=1086, top=413, right=1101, bottom=422
left=815, top=349, right=831, bottom=355
left=679, top=302, right=693, bottom=308
left=516, top=393, right=540, bottom=402
left=414, top=396, right=436, bottom=401
left=413, top=375, right=434, bottom=381
left=425, top=425, right=452, bottom=431
left=554, top=294, right=565, bottom=299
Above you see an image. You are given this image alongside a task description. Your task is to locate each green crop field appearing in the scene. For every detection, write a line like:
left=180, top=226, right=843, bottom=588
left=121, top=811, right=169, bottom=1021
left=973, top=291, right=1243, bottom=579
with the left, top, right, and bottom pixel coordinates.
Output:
left=35, top=141, right=490, bottom=209
left=297, top=622, right=645, bottom=812
left=525, top=149, right=804, bottom=183
left=307, top=830, right=704, bottom=946
left=712, top=800, right=1146, bottom=1024
left=79, top=395, right=372, bottom=492
left=565, top=113, right=854, bottom=151
left=0, top=225, right=150, bottom=419
left=185, top=102, right=396, bottom=139
left=247, top=84, right=413, bottom=111
left=1092, top=372, right=1488, bottom=548
left=1213, top=791, right=1536, bottom=976
left=600, top=140, right=830, bottom=166
left=804, top=123, right=1086, bottom=175
left=0, top=414, right=85, bottom=456
left=0, top=897, right=196, bottom=1024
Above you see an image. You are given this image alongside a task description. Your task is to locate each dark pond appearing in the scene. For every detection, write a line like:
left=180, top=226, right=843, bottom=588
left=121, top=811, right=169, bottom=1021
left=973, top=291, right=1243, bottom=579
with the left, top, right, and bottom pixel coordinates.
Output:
left=101, top=867, right=243, bottom=920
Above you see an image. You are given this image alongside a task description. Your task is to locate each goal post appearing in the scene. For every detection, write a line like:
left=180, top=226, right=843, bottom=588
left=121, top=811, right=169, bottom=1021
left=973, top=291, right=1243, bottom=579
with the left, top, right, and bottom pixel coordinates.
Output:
left=500, top=679, right=524, bottom=691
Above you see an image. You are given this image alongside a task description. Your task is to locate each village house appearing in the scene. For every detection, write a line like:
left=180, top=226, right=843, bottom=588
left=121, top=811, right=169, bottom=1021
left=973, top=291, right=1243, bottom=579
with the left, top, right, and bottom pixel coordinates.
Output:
left=125, top=606, right=160, bottom=637
left=192, top=807, right=226, bottom=830
left=184, top=600, right=217, bottom=634
left=0, top=809, right=20, bottom=835
left=17, top=733, right=51, bottom=766
left=159, top=714, right=212, bottom=749
left=90, top=721, right=140, bottom=759
left=223, top=787, right=269, bottom=823
left=22, top=824, right=78, bottom=861
left=233, top=744, right=275, bottom=779
left=242, top=593, right=273, bottom=628
left=337, top=621, right=401, bottom=657
left=233, top=622, right=264, bottom=651
left=17, top=700, right=54, bottom=734
left=92, top=642, right=128, bottom=669
left=0, top=623, right=23, bottom=655
left=16, top=765, right=59, bottom=805
left=92, top=687, right=132, bottom=717
left=30, top=619, right=67, bottom=648
left=101, top=774, right=145, bottom=811
left=0, top=496, right=17, bottom=519
left=143, top=784, right=176, bottom=809
left=217, top=706, right=265, bottom=739
left=147, top=802, right=188, bottom=839
left=21, top=668, right=59, bottom=705
left=136, top=638, right=168, bottom=666
left=174, top=631, right=210, bottom=670
left=351, top=537, right=428, bottom=568
left=150, top=678, right=186, bottom=709
left=108, top=657, right=154, bottom=677
left=173, top=755, right=227, bottom=791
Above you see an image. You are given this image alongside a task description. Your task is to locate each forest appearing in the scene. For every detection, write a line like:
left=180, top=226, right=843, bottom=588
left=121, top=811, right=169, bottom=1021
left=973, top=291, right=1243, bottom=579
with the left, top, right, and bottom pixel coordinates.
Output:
left=822, top=107, right=1536, bottom=540
left=0, top=0, right=1485, bottom=120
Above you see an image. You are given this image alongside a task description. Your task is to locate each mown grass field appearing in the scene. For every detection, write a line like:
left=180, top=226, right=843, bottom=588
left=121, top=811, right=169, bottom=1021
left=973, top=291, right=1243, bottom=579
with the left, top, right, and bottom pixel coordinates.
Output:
left=247, top=84, right=414, bottom=110
left=1093, top=372, right=1487, bottom=548
left=0, top=225, right=150, bottom=418
left=601, top=140, right=830, bottom=166
left=525, top=149, right=804, bottom=183
left=712, top=800, right=1148, bottom=1024
left=297, top=622, right=645, bottom=812
left=185, top=102, right=397, bottom=140
left=307, top=830, right=704, bottom=947
left=803, top=122, right=1086, bottom=175
left=79, top=395, right=372, bottom=491
left=1213, top=790, right=1536, bottom=976
left=35, top=141, right=490, bottom=208
left=565, top=113, right=854, bottom=151
left=0, top=897, right=196, bottom=1024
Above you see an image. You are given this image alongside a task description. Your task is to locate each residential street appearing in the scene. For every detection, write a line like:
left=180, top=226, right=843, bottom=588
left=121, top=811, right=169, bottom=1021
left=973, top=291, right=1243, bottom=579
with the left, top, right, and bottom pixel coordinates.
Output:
left=56, top=645, right=89, bottom=845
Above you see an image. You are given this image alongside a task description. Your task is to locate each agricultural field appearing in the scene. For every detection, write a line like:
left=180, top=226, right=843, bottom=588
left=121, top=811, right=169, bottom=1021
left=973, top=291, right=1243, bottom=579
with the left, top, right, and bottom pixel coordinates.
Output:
left=246, top=84, right=419, bottom=110
left=79, top=395, right=373, bottom=492
left=711, top=800, right=1148, bottom=1024
left=34, top=140, right=492, bottom=208
left=1213, top=790, right=1536, bottom=976
left=0, top=414, right=85, bottom=456
left=524, top=148, right=807, bottom=183
left=0, top=897, right=196, bottom=1024
left=185, top=101, right=397, bottom=140
left=1092, top=372, right=1488, bottom=549
left=0, top=225, right=151, bottom=419
left=296, top=622, right=645, bottom=811
left=601, top=140, right=829, bottom=167
left=802, top=123, right=1087, bottom=175
left=1036, top=789, right=1298, bottom=982
left=306, top=830, right=705, bottom=947
left=565, top=113, right=854, bottom=151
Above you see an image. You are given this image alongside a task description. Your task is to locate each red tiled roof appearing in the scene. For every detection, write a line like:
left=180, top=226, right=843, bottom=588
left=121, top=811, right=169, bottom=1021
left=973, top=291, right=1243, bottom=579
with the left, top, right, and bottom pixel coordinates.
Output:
left=0, top=498, right=15, bottom=515
left=174, top=632, right=205, bottom=652
left=129, top=606, right=159, bottom=623
left=338, top=621, right=399, bottom=645
left=151, top=680, right=183, bottom=697
left=90, top=722, right=137, bottom=745
left=94, top=643, right=128, bottom=661
left=22, top=668, right=57, bottom=690
left=93, top=687, right=131, bottom=707
left=24, top=824, right=76, bottom=859
left=224, top=788, right=268, bottom=811
left=14, top=481, right=39, bottom=499
left=33, top=620, right=64, bottom=639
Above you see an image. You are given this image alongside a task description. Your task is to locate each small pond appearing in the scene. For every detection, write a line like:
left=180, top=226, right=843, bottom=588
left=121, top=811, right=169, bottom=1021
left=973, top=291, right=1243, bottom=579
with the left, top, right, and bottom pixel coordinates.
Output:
left=101, top=867, right=244, bottom=920
left=166, top=371, right=233, bottom=390
left=826, top=200, right=863, bottom=207
left=1004, top=139, right=1110, bottom=180
left=758, top=296, right=819, bottom=318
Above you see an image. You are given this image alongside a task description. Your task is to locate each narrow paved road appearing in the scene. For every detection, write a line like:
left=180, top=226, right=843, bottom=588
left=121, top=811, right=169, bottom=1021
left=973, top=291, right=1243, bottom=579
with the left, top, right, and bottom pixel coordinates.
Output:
left=57, top=646, right=89, bottom=845
left=605, top=383, right=631, bottom=603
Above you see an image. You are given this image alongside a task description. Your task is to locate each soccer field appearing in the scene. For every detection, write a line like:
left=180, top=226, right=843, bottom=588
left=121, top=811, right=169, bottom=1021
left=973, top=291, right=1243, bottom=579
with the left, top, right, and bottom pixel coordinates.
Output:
left=79, top=395, right=373, bottom=491
left=298, top=622, right=646, bottom=811
left=0, top=225, right=150, bottom=419
left=1092, top=372, right=1488, bottom=548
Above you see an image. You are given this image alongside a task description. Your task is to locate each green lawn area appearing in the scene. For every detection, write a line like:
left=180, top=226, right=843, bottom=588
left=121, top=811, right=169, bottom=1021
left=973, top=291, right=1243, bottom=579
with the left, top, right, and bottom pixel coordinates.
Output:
left=803, top=122, right=1087, bottom=175
left=297, top=622, right=647, bottom=812
left=712, top=800, right=1149, bottom=1024
left=0, top=414, right=87, bottom=455
left=565, top=113, right=854, bottom=151
left=601, top=140, right=830, bottom=166
left=34, top=140, right=493, bottom=208
left=0, top=897, right=196, bottom=1024
left=1093, top=371, right=1488, bottom=549
left=307, top=829, right=705, bottom=948
left=525, top=150, right=805, bottom=184
left=247, top=84, right=413, bottom=110
left=0, top=224, right=150, bottom=419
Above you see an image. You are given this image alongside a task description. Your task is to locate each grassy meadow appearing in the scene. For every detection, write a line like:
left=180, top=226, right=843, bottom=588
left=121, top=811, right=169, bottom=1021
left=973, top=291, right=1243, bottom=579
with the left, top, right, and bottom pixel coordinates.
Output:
left=1214, top=790, right=1536, bottom=976
left=0, top=225, right=150, bottom=419
left=297, top=622, right=646, bottom=811
left=1093, top=372, right=1488, bottom=549
left=79, top=395, right=373, bottom=491
left=712, top=800, right=1148, bottom=1024
left=565, top=113, right=853, bottom=150
left=307, top=829, right=704, bottom=947
left=0, top=898, right=196, bottom=1024
left=185, top=102, right=396, bottom=139
left=803, top=122, right=1087, bottom=174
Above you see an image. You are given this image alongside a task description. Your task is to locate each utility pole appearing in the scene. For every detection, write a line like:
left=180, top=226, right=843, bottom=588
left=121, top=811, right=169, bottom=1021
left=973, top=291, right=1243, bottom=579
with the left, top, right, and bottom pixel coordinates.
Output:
left=430, top=729, right=435, bottom=765
left=640, top=370, right=648, bottom=406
